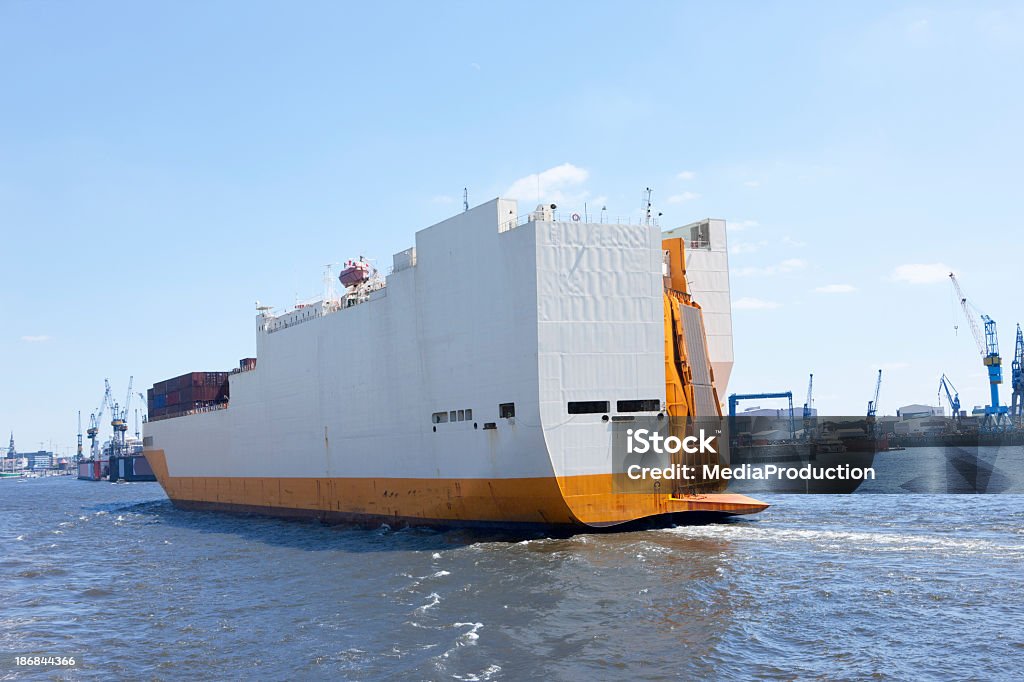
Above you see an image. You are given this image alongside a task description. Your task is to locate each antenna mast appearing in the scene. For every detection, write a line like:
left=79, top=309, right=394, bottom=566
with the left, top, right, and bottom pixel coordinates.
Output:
left=323, top=264, right=338, bottom=305
left=643, top=187, right=653, bottom=225
left=463, top=187, right=469, bottom=212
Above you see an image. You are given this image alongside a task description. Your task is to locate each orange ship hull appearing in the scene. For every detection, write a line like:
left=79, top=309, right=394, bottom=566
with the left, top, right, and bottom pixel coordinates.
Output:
left=145, top=449, right=768, bottom=529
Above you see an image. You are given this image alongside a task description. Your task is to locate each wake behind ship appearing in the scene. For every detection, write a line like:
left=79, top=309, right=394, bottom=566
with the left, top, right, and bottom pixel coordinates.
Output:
left=143, top=199, right=767, bottom=529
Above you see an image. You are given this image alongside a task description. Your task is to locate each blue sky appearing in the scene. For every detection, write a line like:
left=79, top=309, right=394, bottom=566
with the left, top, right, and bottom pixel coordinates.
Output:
left=2, top=1, right=1021, bottom=454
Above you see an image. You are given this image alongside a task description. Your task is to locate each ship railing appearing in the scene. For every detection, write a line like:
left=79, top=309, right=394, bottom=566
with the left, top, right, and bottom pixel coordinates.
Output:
left=499, top=211, right=662, bottom=232
left=264, top=283, right=385, bottom=334
left=264, top=307, right=327, bottom=334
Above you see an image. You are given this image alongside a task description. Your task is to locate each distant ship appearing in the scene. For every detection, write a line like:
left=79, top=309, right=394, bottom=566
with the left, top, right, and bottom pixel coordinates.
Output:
left=143, top=200, right=767, bottom=529
left=727, top=437, right=878, bottom=494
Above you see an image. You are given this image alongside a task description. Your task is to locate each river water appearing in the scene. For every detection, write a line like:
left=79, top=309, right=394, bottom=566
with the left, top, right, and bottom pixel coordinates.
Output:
left=2, top=458, right=1023, bottom=680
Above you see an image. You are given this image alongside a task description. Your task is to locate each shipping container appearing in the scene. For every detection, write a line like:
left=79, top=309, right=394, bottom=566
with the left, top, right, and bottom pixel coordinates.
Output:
left=196, top=385, right=221, bottom=402
left=149, top=370, right=231, bottom=419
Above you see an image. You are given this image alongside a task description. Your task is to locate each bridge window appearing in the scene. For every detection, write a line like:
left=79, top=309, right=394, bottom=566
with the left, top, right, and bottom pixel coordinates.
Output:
left=617, top=400, right=661, bottom=412
left=568, top=401, right=609, bottom=414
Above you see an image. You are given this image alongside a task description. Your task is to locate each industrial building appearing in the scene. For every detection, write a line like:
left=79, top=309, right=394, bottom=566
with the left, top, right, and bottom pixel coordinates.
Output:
left=2, top=434, right=56, bottom=472
left=896, top=404, right=944, bottom=419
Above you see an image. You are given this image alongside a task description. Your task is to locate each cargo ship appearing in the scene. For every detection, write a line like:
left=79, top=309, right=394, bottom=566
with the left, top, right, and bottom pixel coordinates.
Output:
left=143, top=199, right=767, bottom=529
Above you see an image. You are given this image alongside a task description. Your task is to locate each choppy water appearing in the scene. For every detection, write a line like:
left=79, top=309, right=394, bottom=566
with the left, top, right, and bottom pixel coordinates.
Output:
left=2, top=464, right=1024, bottom=680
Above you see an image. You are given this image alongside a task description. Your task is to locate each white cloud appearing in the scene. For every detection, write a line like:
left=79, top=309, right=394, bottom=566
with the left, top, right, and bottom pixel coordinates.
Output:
left=815, top=284, right=857, bottom=294
left=667, top=191, right=701, bottom=203
left=733, top=297, right=782, bottom=310
left=743, top=180, right=760, bottom=188
left=430, top=195, right=455, bottom=204
left=890, top=263, right=954, bottom=285
left=470, top=62, right=481, bottom=71
left=782, top=235, right=807, bottom=247
left=504, top=163, right=590, bottom=204
left=734, top=258, right=807, bottom=277
left=677, top=170, right=696, bottom=181
left=730, top=240, right=766, bottom=255
left=728, top=219, right=759, bottom=231
left=21, top=335, right=52, bottom=342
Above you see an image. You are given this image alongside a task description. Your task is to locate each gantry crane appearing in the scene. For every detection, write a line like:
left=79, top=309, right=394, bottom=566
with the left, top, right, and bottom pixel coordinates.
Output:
left=949, top=273, right=1008, bottom=430
left=802, top=373, right=814, bottom=438
left=87, top=381, right=112, bottom=460
left=728, top=391, right=796, bottom=441
left=1012, top=324, right=1023, bottom=424
left=938, top=374, right=961, bottom=428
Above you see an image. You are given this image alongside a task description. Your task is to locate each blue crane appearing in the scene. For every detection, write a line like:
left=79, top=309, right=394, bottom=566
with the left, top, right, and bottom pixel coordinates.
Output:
left=949, top=273, right=1008, bottom=430
left=728, top=391, right=795, bottom=441
left=866, top=369, right=882, bottom=435
left=867, top=369, right=882, bottom=418
left=802, top=373, right=814, bottom=438
left=938, top=374, right=961, bottom=425
left=1012, top=324, right=1023, bottom=423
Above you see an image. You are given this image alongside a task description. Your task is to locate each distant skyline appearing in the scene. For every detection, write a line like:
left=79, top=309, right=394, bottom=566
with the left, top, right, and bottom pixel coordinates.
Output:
left=3, top=1, right=1022, bottom=449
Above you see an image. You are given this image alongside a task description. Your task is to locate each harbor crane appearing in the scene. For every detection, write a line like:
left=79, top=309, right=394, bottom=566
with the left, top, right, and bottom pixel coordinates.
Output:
left=938, top=374, right=962, bottom=427
left=110, top=376, right=133, bottom=457
left=802, top=373, right=814, bottom=438
left=136, top=392, right=147, bottom=438
left=1012, top=324, right=1023, bottom=424
left=76, top=411, right=83, bottom=464
left=728, top=391, right=796, bottom=441
left=949, top=273, right=1008, bottom=430
left=87, top=381, right=112, bottom=460
left=866, top=369, right=882, bottom=419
